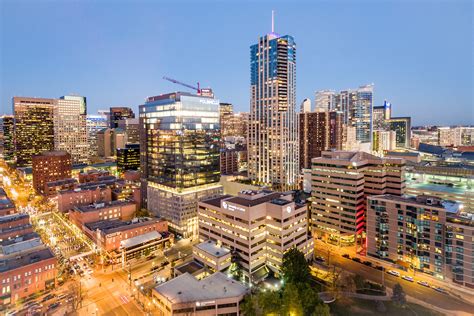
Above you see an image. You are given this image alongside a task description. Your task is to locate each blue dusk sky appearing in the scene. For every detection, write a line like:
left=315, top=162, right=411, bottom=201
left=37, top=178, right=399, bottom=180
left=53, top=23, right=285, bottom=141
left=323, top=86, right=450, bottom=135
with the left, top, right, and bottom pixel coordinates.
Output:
left=0, top=0, right=472, bottom=126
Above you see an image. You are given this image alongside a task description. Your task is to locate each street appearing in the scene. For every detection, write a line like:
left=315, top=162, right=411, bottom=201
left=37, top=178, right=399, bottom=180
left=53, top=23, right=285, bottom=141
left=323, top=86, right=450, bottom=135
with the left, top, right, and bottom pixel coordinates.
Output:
left=314, top=241, right=474, bottom=314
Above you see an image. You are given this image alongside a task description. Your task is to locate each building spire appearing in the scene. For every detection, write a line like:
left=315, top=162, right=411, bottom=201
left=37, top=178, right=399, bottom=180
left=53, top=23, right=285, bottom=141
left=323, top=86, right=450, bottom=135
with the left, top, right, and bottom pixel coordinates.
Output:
left=272, top=10, right=275, bottom=33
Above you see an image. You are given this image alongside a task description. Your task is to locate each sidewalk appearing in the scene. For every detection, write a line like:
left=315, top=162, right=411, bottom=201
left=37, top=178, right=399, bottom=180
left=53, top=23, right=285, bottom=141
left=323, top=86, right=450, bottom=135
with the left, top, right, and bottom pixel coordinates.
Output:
left=315, top=240, right=474, bottom=304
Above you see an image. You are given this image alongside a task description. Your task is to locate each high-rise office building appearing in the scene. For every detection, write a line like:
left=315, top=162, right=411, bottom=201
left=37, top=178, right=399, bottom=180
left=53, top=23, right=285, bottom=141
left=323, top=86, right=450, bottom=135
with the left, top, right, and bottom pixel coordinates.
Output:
left=13, top=97, right=55, bottom=167
left=117, top=118, right=140, bottom=144
left=387, top=117, right=411, bottom=148
left=54, top=96, right=89, bottom=164
left=299, top=110, right=343, bottom=169
left=140, top=92, right=222, bottom=237
left=315, top=90, right=335, bottom=111
left=248, top=30, right=299, bottom=191
left=86, top=114, right=108, bottom=158
left=0, top=115, right=14, bottom=163
left=117, top=143, right=140, bottom=173
left=300, top=98, right=311, bottom=113
left=198, top=190, right=313, bottom=281
left=219, top=103, right=233, bottom=131
left=109, top=107, right=135, bottom=128
left=311, top=151, right=405, bottom=248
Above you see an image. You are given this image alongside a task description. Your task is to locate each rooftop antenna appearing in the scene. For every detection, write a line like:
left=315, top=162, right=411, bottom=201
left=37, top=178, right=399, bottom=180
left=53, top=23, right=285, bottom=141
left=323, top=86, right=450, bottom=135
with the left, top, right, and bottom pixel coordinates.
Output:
left=271, top=10, right=275, bottom=33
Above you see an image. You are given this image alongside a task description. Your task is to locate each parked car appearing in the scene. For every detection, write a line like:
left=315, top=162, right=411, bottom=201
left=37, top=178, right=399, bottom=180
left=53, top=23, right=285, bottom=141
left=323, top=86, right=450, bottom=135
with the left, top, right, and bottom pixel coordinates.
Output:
left=352, top=257, right=361, bottom=263
left=41, top=294, right=55, bottom=302
left=362, top=261, right=372, bottom=266
left=402, top=275, right=414, bottom=282
left=433, top=287, right=447, bottom=294
left=342, top=254, right=350, bottom=259
left=375, top=265, right=384, bottom=271
left=387, top=270, right=400, bottom=277
left=47, top=302, right=60, bottom=311
left=417, top=281, right=429, bottom=287
left=314, top=256, right=325, bottom=263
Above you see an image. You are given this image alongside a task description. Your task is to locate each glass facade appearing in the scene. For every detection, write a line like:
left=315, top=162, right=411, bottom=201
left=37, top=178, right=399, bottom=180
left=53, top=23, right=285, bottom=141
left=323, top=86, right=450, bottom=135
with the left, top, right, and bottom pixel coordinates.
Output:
left=140, top=93, right=220, bottom=190
left=13, top=97, right=55, bottom=167
left=248, top=33, right=299, bottom=190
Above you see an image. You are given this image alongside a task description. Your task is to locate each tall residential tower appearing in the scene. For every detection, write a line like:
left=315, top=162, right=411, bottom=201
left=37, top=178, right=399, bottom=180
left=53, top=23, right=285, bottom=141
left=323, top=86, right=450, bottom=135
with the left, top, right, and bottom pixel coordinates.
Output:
left=248, top=27, right=299, bottom=190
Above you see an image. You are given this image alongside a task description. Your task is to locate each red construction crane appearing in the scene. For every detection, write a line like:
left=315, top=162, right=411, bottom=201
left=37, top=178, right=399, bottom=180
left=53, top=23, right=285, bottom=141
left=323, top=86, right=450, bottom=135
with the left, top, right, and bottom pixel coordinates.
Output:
left=163, top=76, right=201, bottom=94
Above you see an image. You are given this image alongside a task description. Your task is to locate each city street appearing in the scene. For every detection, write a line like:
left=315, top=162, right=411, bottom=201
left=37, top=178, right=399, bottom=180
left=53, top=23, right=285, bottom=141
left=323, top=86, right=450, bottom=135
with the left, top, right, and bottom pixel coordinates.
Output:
left=314, top=241, right=474, bottom=314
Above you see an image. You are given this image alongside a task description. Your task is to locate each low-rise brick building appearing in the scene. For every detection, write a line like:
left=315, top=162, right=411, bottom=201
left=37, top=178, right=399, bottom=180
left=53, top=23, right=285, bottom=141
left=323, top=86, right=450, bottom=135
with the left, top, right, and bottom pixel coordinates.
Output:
left=57, top=185, right=112, bottom=212
left=69, top=200, right=136, bottom=228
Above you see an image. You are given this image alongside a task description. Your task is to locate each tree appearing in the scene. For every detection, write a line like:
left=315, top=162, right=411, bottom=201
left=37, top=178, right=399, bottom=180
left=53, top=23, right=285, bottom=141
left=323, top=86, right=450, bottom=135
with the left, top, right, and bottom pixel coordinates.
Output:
left=392, top=283, right=406, bottom=306
left=281, top=247, right=311, bottom=285
left=68, top=280, right=85, bottom=311
left=281, top=282, right=304, bottom=315
left=298, top=283, right=324, bottom=315
left=240, top=294, right=257, bottom=316
left=312, top=303, right=330, bottom=316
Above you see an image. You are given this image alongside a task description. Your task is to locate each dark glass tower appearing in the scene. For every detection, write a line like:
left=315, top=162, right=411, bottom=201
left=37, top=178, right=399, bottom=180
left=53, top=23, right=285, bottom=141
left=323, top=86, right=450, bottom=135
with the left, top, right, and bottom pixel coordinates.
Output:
left=140, top=92, right=222, bottom=237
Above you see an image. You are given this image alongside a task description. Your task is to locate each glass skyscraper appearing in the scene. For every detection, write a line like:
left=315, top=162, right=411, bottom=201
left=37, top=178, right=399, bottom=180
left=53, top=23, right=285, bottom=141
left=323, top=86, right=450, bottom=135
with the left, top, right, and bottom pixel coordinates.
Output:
left=140, top=92, right=222, bottom=237
left=248, top=32, right=299, bottom=190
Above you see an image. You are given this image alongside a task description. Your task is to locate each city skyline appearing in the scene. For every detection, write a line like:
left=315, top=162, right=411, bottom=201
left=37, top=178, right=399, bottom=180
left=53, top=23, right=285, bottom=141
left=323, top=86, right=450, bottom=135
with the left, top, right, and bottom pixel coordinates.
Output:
left=1, top=1, right=472, bottom=126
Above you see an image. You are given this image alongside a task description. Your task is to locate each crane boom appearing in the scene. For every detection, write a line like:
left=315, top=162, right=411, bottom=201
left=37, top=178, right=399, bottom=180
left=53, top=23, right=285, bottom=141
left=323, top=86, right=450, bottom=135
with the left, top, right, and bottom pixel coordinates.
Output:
left=163, top=76, right=200, bottom=93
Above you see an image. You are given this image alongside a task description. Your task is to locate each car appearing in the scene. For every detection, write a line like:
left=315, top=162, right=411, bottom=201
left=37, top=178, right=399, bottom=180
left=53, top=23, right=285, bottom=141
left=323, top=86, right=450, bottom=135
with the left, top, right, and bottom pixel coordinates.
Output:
left=375, top=265, right=384, bottom=271
left=314, top=256, right=325, bottom=263
left=362, top=261, right=372, bottom=266
left=41, top=294, right=55, bottom=302
left=417, top=281, right=429, bottom=287
left=342, top=254, right=350, bottom=259
left=402, top=275, right=414, bottom=282
left=47, top=302, right=60, bottom=310
left=352, top=257, right=362, bottom=263
left=57, top=293, right=68, bottom=301
left=434, top=287, right=447, bottom=294
left=387, top=270, right=400, bottom=277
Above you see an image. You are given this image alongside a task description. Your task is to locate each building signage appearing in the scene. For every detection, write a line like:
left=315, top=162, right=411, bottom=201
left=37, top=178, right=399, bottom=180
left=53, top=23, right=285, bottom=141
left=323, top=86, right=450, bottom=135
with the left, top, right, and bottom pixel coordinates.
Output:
left=196, top=300, right=216, bottom=307
left=222, top=201, right=246, bottom=212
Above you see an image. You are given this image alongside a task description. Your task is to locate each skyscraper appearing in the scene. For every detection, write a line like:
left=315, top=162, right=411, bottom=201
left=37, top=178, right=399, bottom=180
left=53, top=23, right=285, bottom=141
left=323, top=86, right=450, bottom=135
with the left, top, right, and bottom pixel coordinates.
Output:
left=109, top=107, right=135, bottom=128
left=86, top=114, right=108, bottom=158
left=315, top=90, right=335, bottom=111
left=140, top=92, right=222, bottom=237
left=13, top=97, right=55, bottom=167
left=54, top=96, right=89, bottom=164
left=372, top=100, right=391, bottom=130
left=300, top=98, right=311, bottom=113
left=0, top=115, right=14, bottom=163
left=248, top=27, right=299, bottom=191
left=387, top=117, right=411, bottom=148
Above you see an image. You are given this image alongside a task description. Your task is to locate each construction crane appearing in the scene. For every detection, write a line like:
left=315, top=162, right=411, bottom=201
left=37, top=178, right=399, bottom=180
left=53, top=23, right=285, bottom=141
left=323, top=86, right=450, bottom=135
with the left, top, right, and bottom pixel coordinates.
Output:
left=163, top=76, right=201, bottom=94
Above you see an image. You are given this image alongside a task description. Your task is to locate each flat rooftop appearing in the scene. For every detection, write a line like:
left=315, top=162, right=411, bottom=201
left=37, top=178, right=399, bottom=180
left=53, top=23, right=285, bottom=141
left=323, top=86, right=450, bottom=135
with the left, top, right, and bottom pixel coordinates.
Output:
left=195, top=240, right=230, bottom=258
left=85, top=217, right=165, bottom=235
left=0, top=212, right=29, bottom=223
left=154, top=272, right=247, bottom=304
left=0, top=198, right=15, bottom=210
left=0, top=232, right=40, bottom=247
left=74, top=200, right=134, bottom=213
left=407, top=182, right=474, bottom=194
left=0, top=248, right=55, bottom=272
left=0, top=238, right=43, bottom=256
left=120, top=231, right=163, bottom=249
left=175, top=261, right=204, bottom=275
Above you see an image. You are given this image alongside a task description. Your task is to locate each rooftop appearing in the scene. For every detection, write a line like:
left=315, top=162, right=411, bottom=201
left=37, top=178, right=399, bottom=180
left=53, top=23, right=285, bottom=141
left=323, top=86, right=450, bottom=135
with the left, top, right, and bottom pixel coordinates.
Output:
left=0, top=212, right=28, bottom=223
left=175, top=261, right=204, bottom=275
left=85, top=217, right=165, bottom=235
left=46, top=178, right=77, bottom=187
left=0, top=248, right=55, bottom=272
left=154, top=272, right=247, bottom=304
left=74, top=200, right=135, bottom=213
left=0, top=238, right=43, bottom=256
left=0, top=232, right=40, bottom=247
left=195, top=240, right=230, bottom=258
left=120, top=231, right=163, bottom=249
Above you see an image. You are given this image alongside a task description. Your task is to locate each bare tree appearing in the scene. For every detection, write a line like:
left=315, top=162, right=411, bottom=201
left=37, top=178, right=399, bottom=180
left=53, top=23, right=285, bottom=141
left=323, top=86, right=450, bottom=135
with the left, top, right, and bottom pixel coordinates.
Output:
left=68, top=279, right=85, bottom=311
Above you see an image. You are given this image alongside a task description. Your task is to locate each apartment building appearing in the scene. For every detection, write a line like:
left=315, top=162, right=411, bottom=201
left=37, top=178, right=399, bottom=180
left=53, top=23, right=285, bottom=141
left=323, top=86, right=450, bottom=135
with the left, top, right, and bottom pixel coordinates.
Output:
left=198, top=190, right=313, bottom=282
left=311, top=151, right=405, bottom=247
left=367, top=194, right=473, bottom=288
left=32, top=151, right=72, bottom=194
